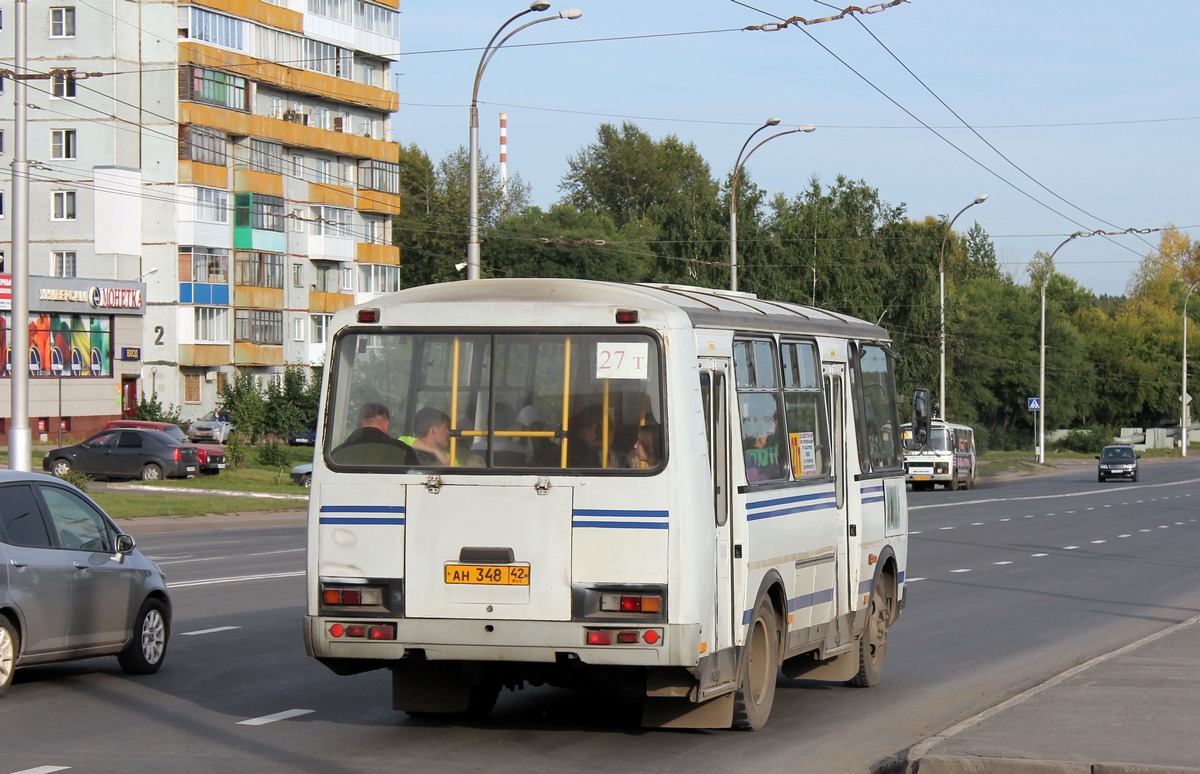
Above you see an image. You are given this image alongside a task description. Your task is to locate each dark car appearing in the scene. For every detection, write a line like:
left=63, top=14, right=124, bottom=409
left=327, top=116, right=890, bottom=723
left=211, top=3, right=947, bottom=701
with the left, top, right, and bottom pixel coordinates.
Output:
left=288, top=428, right=316, bottom=446
left=1096, top=444, right=1139, bottom=483
left=103, top=420, right=226, bottom=475
left=42, top=428, right=199, bottom=481
left=0, top=470, right=171, bottom=697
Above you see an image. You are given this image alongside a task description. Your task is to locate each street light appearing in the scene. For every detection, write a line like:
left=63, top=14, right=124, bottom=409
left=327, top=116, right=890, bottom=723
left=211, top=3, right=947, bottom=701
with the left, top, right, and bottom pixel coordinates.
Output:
left=467, top=3, right=582, bottom=281
left=1033, top=231, right=1086, bottom=464
left=938, top=194, right=988, bottom=421
left=729, top=120, right=814, bottom=292
left=1183, top=282, right=1199, bottom=456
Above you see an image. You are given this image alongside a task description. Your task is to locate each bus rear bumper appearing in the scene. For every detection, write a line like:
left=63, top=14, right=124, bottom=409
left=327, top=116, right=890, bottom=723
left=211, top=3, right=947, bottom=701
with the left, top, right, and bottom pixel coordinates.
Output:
left=304, top=615, right=702, bottom=668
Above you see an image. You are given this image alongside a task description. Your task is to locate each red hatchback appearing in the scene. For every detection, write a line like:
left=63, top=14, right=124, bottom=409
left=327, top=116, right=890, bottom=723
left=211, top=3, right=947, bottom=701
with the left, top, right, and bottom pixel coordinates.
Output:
left=103, top=421, right=227, bottom=475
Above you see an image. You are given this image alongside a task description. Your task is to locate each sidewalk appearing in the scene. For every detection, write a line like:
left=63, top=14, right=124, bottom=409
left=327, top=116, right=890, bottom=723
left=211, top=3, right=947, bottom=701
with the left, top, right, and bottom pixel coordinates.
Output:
left=906, top=615, right=1200, bottom=773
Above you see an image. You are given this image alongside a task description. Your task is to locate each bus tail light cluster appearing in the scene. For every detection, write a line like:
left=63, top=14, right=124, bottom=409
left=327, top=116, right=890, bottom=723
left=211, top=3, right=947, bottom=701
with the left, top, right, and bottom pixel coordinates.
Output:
left=599, top=593, right=661, bottom=614
left=322, top=585, right=383, bottom=607
left=328, top=622, right=396, bottom=641
left=934, top=462, right=949, bottom=474
left=585, top=628, right=663, bottom=646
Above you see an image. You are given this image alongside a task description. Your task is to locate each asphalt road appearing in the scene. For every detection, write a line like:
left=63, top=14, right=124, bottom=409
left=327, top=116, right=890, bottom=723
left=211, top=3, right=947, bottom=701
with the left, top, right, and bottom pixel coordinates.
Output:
left=2, top=457, right=1198, bottom=773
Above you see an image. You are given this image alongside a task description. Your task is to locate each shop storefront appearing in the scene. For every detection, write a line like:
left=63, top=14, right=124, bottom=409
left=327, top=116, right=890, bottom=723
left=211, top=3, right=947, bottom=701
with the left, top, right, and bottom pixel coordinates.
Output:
left=0, top=276, right=148, bottom=445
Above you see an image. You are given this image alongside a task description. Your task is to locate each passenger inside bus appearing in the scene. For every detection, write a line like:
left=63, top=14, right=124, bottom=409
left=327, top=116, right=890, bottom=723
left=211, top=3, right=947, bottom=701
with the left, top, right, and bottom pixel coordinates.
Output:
left=399, top=407, right=452, bottom=466
left=567, top=404, right=606, bottom=467
left=518, top=405, right=560, bottom=466
left=632, top=424, right=661, bottom=468
left=743, top=415, right=783, bottom=481
left=332, top=402, right=417, bottom=466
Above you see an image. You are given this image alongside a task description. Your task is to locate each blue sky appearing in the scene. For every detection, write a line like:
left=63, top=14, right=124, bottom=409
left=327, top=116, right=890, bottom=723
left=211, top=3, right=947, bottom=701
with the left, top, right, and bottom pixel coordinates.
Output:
left=393, top=1, right=1199, bottom=297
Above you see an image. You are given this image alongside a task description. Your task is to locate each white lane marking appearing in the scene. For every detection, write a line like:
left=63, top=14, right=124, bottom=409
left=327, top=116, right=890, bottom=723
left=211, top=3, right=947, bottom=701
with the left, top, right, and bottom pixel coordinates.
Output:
left=1032, top=553, right=1048, bottom=557
left=939, top=526, right=955, bottom=530
left=999, top=518, right=1011, bottom=522
left=238, top=709, right=314, bottom=726
left=1063, top=546, right=1079, bottom=550
left=1024, top=514, right=1035, bottom=518
left=907, top=577, right=927, bottom=582
left=971, top=522, right=985, bottom=526
left=181, top=626, right=241, bottom=636
left=994, top=561, right=1013, bottom=565
left=1140, top=529, right=1152, bottom=532
left=156, top=548, right=305, bottom=566
left=12, top=767, right=71, bottom=774
left=908, top=476, right=1200, bottom=511
left=909, top=531, right=923, bottom=535
left=950, top=568, right=971, bottom=573
left=1118, top=534, right=1131, bottom=538
left=1091, top=540, right=1106, bottom=544
left=168, top=571, right=304, bottom=589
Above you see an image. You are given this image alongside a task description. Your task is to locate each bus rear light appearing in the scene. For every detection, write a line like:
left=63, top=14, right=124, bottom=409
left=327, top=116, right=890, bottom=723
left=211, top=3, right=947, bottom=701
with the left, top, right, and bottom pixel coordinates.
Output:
left=587, top=630, right=613, bottom=646
left=615, top=309, right=639, bottom=324
left=327, top=622, right=395, bottom=641
left=357, top=308, right=380, bottom=323
left=600, top=593, right=662, bottom=614
left=322, top=586, right=382, bottom=607
left=585, top=628, right=664, bottom=646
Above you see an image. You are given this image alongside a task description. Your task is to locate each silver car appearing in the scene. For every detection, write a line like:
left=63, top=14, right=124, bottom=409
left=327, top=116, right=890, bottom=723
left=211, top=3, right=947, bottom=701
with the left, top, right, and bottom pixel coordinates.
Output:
left=0, top=470, right=171, bottom=696
left=186, top=410, right=233, bottom=444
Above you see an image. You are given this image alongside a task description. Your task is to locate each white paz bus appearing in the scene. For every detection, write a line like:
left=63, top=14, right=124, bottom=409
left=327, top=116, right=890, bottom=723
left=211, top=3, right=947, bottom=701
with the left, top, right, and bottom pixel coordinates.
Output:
left=304, top=279, right=929, bottom=729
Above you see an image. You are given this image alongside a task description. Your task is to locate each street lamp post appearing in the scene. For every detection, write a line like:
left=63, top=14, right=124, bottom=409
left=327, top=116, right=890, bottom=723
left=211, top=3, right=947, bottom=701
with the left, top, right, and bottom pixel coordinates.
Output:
left=938, top=194, right=988, bottom=421
left=1184, top=282, right=1198, bottom=456
left=729, top=121, right=815, bottom=292
left=1034, top=231, right=1085, bottom=464
left=467, top=3, right=581, bottom=281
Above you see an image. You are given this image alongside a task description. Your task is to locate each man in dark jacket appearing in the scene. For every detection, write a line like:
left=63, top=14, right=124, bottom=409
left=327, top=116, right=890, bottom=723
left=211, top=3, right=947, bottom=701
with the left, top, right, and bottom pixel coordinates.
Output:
left=333, top=402, right=417, bottom=465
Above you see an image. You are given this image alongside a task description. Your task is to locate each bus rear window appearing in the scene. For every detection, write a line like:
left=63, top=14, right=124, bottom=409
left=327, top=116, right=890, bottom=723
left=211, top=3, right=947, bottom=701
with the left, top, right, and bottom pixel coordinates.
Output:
left=325, top=331, right=664, bottom=472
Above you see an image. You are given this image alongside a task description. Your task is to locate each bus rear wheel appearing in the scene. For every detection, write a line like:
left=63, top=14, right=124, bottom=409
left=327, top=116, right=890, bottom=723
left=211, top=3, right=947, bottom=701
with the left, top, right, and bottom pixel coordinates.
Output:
left=847, top=575, right=893, bottom=688
left=732, top=597, right=778, bottom=730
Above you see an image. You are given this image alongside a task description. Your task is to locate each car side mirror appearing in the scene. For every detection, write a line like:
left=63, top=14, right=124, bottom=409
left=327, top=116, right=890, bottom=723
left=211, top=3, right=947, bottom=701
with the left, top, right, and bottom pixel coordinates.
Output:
left=115, top=534, right=135, bottom=554
left=903, top=387, right=932, bottom=451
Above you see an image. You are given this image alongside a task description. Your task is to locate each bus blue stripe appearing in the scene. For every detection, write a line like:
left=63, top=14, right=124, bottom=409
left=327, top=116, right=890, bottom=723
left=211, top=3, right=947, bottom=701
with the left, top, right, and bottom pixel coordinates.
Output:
left=747, top=501, right=837, bottom=521
left=747, top=490, right=836, bottom=511
left=320, top=505, right=406, bottom=514
left=319, top=517, right=405, bottom=525
left=573, top=521, right=668, bottom=530
left=573, top=509, right=669, bottom=518
left=319, top=504, right=406, bottom=526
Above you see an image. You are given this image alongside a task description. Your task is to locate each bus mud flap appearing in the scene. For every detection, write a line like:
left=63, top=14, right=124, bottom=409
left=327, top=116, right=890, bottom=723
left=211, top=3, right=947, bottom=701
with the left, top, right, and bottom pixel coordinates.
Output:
left=391, top=661, right=471, bottom=713
left=781, top=649, right=857, bottom=681
left=642, top=693, right=734, bottom=729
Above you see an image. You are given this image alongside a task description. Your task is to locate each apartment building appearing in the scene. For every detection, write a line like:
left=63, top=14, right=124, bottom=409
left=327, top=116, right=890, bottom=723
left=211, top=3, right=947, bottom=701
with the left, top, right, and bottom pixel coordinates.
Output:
left=0, top=0, right=401, bottom=438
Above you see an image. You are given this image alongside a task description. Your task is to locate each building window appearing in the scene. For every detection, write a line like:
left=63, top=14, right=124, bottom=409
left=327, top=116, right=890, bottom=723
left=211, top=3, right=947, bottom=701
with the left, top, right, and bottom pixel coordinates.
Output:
left=179, top=125, right=228, bottom=166
left=359, top=264, right=398, bottom=294
left=195, top=187, right=228, bottom=223
left=0, top=129, right=4, bottom=153
left=194, top=307, right=229, bottom=342
left=182, top=65, right=248, bottom=111
left=51, top=250, right=77, bottom=278
left=50, top=129, right=76, bottom=160
left=180, top=246, right=230, bottom=283
left=292, top=155, right=303, bottom=179
left=0, top=192, right=5, bottom=218
left=234, top=193, right=284, bottom=232
left=310, top=314, right=333, bottom=344
left=310, top=206, right=352, bottom=238
left=363, top=216, right=388, bottom=244
left=234, top=251, right=284, bottom=289
left=357, top=159, right=399, bottom=194
left=188, top=8, right=246, bottom=51
left=342, top=267, right=354, bottom=291
left=50, top=69, right=76, bottom=99
left=234, top=309, right=283, bottom=345
left=250, top=139, right=284, bottom=174
left=184, top=374, right=201, bottom=402
left=292, top=263, right=304, bottom=288
left=50, top=7, right=76, bottom=38
left=216, top=372, right=228, bottom=395
left=293, top=317, right=305, bottom=342
left=51, top=190, right=76, bottom=220
left=314, top=263, right=339, bottom=293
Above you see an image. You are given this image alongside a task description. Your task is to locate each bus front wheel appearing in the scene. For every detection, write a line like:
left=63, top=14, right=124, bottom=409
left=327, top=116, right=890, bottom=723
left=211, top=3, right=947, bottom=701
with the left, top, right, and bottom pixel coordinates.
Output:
left=732, top=597, right=779, bottom=730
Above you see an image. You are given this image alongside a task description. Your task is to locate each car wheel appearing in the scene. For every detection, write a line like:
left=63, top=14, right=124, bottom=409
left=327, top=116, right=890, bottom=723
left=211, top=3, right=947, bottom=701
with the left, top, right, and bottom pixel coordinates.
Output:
left=1098, top=473, right=1105, bottom=483
left=1133, top=469, right=1140, bottom=483
left=0, top=615, right=18, bottom=697
left=301, top=473, right=312, bottom=489
left=50, top=458, right=72, bottom=478
left=140, top=463, right=164, bottom=482
left=118, top=598, right=169, bottom=675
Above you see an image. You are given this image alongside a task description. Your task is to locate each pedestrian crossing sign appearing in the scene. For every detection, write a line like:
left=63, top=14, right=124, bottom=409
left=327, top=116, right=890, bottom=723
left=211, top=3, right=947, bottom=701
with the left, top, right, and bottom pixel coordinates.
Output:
left=1028, top=397, right=1041, bottom=411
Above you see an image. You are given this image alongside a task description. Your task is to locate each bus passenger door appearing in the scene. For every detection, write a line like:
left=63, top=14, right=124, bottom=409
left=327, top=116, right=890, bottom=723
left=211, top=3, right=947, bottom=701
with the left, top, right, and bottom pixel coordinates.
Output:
left=823, top=364, right=851, bottom=645
left=701, top=364, right=735, bottom=671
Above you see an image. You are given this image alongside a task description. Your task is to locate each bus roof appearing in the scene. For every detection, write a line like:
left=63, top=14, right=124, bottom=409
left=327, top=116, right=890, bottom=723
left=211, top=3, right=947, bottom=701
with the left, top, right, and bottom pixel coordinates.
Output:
left=354, top=279, right=890, bottom=341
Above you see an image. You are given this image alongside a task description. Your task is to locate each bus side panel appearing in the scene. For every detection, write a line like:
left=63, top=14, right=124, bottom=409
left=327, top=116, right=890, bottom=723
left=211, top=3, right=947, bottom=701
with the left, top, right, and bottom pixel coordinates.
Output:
left=313, top=482, right=407, bottom=580
left=853, top=478, right=907, bottom=604
left=570, top=485, right=670, bottom=586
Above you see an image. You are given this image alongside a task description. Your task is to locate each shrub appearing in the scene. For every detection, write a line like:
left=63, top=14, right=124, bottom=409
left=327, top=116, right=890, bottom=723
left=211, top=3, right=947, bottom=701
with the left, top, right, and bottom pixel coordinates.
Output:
left=224, top=435, right=248, bottom=469
left=61, top=469, right=92, bottom=492
left=255, top=440, right=292, bottom=469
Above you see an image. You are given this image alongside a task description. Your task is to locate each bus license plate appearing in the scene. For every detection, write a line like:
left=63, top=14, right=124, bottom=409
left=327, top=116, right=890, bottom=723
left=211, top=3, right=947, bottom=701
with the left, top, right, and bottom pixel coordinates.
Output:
left=444, top=564, right=530, bottom=586
left=913, top=475, right=930, bottom=481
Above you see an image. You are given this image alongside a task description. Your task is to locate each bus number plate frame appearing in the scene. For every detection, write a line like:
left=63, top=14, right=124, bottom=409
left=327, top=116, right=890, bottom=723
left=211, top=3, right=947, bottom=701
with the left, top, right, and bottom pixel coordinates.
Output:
left=444, top=563, right=531, bottom=586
